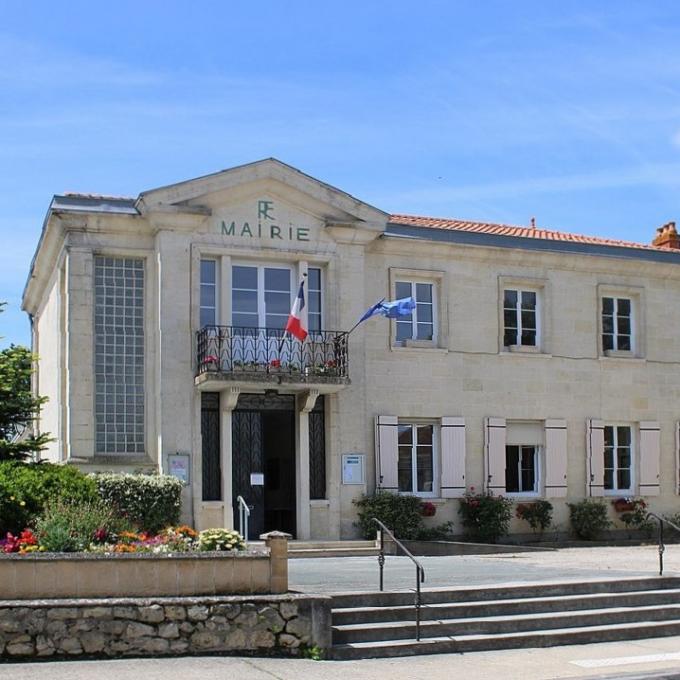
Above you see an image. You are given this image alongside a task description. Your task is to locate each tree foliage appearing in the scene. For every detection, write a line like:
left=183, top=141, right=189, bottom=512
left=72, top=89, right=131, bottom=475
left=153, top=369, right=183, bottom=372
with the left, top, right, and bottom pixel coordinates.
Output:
left=0, top=303, right=51, bottom=461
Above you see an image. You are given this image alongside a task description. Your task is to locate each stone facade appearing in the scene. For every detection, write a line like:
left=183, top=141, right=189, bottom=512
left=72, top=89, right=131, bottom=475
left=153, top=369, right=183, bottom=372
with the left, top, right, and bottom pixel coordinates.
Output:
left=22, top=158, right=680, bottom=540
left=0, top=594, right=331, bottom=659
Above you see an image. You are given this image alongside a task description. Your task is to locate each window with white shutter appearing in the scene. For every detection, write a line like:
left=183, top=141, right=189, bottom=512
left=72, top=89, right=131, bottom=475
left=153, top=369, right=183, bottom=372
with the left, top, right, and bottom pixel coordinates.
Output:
left=545, top=419, right=568, bottom=498
left=639, top=421, right=660, bottom=496
left=586, top=419, right=605, bottom=497
left=485, top=417, right=506, bottom=493
left=375, top=415, right=398, bottom=491
left=441, top=417, right=465, bottom=498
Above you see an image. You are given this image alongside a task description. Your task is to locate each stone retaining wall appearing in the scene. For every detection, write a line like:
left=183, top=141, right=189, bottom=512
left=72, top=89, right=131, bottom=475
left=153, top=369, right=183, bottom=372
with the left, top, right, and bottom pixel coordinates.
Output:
left=0, top=594, right=331, bottom=660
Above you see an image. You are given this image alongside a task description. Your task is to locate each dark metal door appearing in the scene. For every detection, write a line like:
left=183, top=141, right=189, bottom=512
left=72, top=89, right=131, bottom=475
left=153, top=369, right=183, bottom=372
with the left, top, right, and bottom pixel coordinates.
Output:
left=232, top=410, right=264, bottom=538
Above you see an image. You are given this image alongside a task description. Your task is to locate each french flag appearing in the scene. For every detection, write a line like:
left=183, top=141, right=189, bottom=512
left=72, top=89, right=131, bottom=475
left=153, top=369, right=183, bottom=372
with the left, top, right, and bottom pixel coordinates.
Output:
left=285, top=279, right=308, bottom=341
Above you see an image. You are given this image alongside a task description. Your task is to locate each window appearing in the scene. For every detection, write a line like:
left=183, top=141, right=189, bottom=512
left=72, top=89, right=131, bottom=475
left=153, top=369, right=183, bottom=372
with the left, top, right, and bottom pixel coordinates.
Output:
left=395, top=281, right=435, bottom=343
left=200, top=259, right=217, bottom=327
left=604, top=425, right=632, bottom=492
left=505, top=445, right=539, bottom=494
left=308, top=267, right=322, bottom=333
left=503, top=289, right=537, bottom=347
left=602, top=297, right=632, bottom=352
left=232, top=264, right=292, bottom=329
left=398, top=423, right=435, bottom=495
left=94, top=257, right=145, bottom=455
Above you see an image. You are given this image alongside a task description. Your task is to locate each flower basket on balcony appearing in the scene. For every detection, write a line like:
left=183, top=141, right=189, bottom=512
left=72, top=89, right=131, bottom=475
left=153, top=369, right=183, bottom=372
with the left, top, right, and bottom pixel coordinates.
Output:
left=613, top=497, right=638, bottom=513
left=202, top=355, right=220, bottom=372
left=420, top=501, right=436, bottom=517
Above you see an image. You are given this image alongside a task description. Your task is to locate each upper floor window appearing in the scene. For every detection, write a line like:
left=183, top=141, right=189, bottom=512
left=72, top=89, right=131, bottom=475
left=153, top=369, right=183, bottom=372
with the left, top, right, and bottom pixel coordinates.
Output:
left=604, top=424, right=633, bottom=492
left=308, top=267, right=322, bottom=333
left=200, top=259, right=217, bottom=327
left=94, top=256, right=145, bottom=456
left=395, top=281, right=435, bottom=344
left=503, top=289, right=537, bottom=348
left=602, top=297, right=632, bottom=352
left=232, top=264, right=292, bottom=329
left=397, top=423, right=435, bottom=496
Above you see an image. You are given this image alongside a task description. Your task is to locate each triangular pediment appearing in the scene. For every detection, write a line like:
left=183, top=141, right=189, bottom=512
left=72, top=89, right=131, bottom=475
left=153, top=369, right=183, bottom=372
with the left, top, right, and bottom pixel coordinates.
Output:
left=137, top=158, right=387, bottom=229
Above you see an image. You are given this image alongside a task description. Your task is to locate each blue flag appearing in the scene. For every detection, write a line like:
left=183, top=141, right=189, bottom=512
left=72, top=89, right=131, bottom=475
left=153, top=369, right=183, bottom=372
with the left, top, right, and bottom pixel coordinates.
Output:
left=357, top=296, right=416, bottom=325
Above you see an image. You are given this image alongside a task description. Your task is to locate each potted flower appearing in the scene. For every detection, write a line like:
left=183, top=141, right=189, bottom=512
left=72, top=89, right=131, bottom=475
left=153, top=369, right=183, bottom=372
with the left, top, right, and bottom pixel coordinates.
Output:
left=613, top=497, right=638, bottom=513
left=268, top=358, right=282, bottom=373
left=420, top=501, right=436, bottom=517
left=202, top=354, right=220, bottom=371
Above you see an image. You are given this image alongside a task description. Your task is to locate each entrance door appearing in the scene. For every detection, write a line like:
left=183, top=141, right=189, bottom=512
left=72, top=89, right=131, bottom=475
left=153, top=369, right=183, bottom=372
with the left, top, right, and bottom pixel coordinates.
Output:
left=232, top=394, right=296, bottom=539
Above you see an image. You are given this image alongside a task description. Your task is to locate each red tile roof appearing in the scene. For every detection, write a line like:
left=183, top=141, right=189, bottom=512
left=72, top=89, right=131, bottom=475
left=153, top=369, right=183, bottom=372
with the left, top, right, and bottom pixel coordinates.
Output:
left=389, top=213, right=660, bottom=252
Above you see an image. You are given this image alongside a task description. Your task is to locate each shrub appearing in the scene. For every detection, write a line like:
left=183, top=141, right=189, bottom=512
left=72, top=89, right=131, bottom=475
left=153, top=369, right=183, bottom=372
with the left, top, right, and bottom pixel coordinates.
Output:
left=414, top=521, right=455, bottom=541
left=458, top=492, right=513, bottom=543
left=198, top=528, right=246, bottom=552
left=35, top=499, right=131, bottom=552
left=568, top=499, right=611, bottom=540
left=354, top=492, right=424, bottom=540
left=93, top=473, right=183, bottom=533
left=0, top=461, right=98, bottom=534
left=516, top=500, right=554, bottom=532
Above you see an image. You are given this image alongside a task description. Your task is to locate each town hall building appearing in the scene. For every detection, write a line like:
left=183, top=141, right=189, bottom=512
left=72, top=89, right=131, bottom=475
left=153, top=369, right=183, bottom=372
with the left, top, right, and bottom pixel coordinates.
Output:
left=22, top=159, right=680, bottom=539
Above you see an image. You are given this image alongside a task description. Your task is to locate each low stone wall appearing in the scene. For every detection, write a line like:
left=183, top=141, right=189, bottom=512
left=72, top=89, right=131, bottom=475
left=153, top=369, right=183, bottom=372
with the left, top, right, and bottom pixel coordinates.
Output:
left=0, top=594, right=331, bottom=660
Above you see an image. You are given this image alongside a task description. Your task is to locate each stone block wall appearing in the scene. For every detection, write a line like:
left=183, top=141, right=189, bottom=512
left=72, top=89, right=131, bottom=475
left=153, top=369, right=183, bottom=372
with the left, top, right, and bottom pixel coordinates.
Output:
left=0, top=594, right=331, bottom=660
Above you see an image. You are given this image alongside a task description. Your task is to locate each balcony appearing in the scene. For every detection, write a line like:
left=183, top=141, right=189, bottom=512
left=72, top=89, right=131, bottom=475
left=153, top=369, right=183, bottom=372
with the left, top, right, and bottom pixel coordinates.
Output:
left=195, top=326, right=350, bottom=390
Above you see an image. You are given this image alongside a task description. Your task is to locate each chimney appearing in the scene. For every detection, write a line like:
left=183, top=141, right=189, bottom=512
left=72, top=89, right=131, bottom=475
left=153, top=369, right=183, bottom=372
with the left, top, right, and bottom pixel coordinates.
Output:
left=652, top=221, right=680, bottom=249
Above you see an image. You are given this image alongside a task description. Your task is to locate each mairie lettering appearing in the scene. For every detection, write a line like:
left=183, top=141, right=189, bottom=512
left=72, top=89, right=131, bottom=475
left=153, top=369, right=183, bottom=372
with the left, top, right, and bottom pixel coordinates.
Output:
left=221, top=220, right=310, bottom=241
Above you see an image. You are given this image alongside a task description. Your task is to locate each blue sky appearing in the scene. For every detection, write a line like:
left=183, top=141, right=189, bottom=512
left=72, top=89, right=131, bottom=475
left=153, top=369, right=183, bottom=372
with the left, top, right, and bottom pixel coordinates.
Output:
left=3, top=1, right=680, bottom=346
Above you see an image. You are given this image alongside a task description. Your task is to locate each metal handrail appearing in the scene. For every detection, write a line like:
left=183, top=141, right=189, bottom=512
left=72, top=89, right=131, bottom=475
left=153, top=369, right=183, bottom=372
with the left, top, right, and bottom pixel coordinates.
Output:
left=372, top=517, right=426, bottom=641
left=237, top=496, right=250, bottom=545
left=646, top=512, right=680, bottom=576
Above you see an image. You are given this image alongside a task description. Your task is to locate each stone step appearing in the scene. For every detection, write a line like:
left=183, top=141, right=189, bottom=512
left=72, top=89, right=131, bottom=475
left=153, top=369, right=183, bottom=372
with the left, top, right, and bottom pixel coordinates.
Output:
left=289, top=541, right=377, bottom=549
left=330, top=576, right=680, bottom=609
left=330, top=619, right=680, bottom=659
left=332, top=603, right=680, bottom=643
left=289, top=547, right=380, bottom=559
left=331, top=588, right=680, bottom=625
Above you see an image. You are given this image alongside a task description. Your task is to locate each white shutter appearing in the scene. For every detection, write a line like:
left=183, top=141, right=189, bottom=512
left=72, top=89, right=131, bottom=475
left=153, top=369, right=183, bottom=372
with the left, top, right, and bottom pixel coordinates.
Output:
left=586, top=419, right=605, bottom=497
left=441, top=417, right=466, bottom=498
left=375, top=415, right=398, bottom=492
left=639, top=421, right=660, bottom=496
left=544, top=419, right=568, bottom=498
left=484, top=417, right=506, bottom=494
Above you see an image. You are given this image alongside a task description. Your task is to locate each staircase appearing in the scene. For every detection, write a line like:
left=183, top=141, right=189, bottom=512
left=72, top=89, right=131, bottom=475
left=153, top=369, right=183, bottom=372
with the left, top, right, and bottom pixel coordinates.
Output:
left=330, top=577, right=680, bottom=659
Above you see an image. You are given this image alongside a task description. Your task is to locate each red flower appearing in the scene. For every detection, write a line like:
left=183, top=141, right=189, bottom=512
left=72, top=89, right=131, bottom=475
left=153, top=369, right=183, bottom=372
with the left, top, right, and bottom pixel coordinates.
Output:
left=269, top=359, right=281, bottom=368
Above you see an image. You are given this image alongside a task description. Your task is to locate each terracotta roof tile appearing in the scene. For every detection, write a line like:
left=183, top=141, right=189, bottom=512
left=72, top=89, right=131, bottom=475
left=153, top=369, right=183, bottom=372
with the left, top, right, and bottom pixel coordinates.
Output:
left=389, top=213, right=660, bottom=252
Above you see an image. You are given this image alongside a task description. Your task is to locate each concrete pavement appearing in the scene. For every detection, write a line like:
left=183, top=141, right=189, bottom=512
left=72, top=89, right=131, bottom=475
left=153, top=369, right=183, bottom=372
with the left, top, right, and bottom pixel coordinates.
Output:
left=3, top=635, right=680, bottom=680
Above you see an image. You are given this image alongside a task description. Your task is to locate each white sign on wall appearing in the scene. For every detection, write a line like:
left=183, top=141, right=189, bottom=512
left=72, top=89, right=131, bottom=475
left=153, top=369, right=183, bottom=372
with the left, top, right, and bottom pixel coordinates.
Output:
left=342, top=454, right=365, bottom=485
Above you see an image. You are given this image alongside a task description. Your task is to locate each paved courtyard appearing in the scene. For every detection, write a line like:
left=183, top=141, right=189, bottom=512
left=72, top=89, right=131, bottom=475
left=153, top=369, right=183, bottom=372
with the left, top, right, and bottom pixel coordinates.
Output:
left=289, top=544, right=680, bottom=593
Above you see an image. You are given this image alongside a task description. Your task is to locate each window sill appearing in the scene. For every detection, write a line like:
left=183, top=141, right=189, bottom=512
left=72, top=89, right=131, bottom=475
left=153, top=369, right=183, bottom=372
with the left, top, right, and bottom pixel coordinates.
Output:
left=310, top=499, right=330, bottom=508
left=499, top=351, right=552, bottom=359
left=391, top=344, right=448, bottom=354
left=505, top=492, right=541, bottom=500
left=599, top=354, right=645, bottom=363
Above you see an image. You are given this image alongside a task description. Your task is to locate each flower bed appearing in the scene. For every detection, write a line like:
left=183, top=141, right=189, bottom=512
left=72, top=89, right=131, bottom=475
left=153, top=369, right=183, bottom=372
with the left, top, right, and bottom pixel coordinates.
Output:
left=0, top=531, right=289, bottom=599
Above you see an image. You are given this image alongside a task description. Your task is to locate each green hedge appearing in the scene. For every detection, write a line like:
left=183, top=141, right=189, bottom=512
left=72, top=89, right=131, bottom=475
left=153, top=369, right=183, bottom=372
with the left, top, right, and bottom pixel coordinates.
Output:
left=93, top=473, right=183, bottom=533
left=354, top=492, right=425, bottom=540
left=0, top=461, right=98, bottom=534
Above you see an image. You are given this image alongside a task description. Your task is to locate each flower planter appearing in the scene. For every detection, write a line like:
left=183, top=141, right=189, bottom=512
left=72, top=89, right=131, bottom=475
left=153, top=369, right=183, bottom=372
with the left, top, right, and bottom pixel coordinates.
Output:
left=613, top=499, right=637, bottom=513
left=0, top=533, right=290, bottom=599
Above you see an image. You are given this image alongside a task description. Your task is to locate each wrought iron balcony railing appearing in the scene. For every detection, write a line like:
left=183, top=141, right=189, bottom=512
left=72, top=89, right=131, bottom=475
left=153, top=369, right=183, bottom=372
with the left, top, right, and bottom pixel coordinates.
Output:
left=196, top=326, right=349, bottom=380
